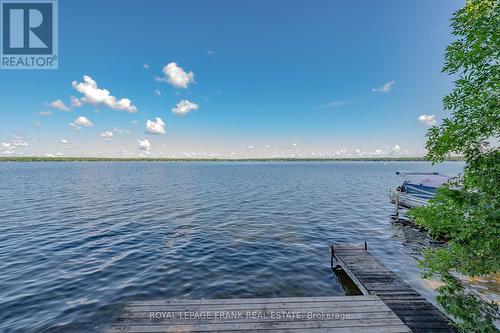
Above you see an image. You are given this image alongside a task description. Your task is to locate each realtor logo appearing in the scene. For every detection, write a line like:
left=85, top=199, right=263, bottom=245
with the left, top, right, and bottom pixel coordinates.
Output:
left=1, top=0, right=58, bottom=69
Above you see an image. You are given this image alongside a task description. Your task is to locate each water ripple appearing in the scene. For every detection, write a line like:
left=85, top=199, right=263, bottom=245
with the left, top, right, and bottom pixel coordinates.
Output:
left=0, top=161, right=468, bottom=333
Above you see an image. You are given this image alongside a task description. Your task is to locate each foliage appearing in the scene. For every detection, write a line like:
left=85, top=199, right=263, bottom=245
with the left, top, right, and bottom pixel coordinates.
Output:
left=408, top=0, right=500, bottom=331
left=425, top=0, right=499, bottom=162
left=436, top=274, right=499, bottom=333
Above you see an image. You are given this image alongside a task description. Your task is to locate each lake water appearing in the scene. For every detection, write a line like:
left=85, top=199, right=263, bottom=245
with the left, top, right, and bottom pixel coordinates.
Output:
left=0, top=161, right=474, bottom=332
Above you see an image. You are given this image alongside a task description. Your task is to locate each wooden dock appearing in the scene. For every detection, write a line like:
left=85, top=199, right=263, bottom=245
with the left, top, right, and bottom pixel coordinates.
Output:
left=106, top=243, right=457, bottom=333
left=331, top=243, right=457, bottom=333
left=106, top=295, right=411, bottom=332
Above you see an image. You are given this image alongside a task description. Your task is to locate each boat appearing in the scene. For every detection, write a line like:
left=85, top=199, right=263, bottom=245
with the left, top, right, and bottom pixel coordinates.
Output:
left=390, top=171, right=449, bottom=209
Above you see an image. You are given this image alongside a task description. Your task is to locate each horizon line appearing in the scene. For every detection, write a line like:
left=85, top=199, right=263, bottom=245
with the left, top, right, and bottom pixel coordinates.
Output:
left=0, top=156, right=464, bottom=162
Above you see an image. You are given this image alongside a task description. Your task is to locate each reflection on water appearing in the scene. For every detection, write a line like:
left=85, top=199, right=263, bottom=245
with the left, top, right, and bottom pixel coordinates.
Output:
left=465, top=275, right=500, bottom=303
left=390, top=213, right=499, bottom=304
left=332, top=267, right=363, bottom=296
left=0, top=161, right=496, bottom=333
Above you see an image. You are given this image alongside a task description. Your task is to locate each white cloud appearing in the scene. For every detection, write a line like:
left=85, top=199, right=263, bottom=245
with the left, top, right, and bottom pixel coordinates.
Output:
left=74, top=116, right=93, bottom=127
left=157, top=62, right=195, bottom=88
left=12, top=139, right=28, bottom=147
left=207, top=50, right=215, bottom=55
left=69, top=123, right=81, bottom=130
left=392, top=144, right=401, bottom=152
left=143, top=63, right=149, bottom=70
left=372, top=81, right=395, bottom=93
left=172, top=99, right=199, bottom=116
left=70, top=95, right=82, bottom=108
left=154, top=89, right=161, bottom=96
left=32, top=121, right=41, bottom=128
left=145, top=117, right=166, bottom=134
left=48, top=99, right=70, bottom=111
left=316, top=101, right=346, bottom=109
left=101, top=131, right=114, bottom=138
left=60, top=139, right=69, bottom=144
left=1, top=139, right=29, bottom=149
left=418, top=114, right=437, bottom=126
left=72, top=75, right=138, bottom=113
left=112, top=127, right=129, bottom=134
left=137, top=139, right=151, bottom=151
left=335, top=149, right=347, bottom=156
left=37, top=111, right=52, bottom=116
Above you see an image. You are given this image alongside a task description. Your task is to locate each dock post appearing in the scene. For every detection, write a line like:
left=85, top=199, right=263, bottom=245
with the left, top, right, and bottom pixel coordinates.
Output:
left=330, top=245, right=334, bottom=269
left=394, top=194, right=399, bottom=217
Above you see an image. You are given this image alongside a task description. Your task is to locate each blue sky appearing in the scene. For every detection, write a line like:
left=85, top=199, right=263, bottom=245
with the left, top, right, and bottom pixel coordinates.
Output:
left=0, top=0, right=464, bottom=158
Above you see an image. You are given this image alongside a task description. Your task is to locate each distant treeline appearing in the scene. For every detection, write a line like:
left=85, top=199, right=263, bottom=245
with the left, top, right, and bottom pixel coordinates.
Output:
left=0, top=156, right=464, bottom=162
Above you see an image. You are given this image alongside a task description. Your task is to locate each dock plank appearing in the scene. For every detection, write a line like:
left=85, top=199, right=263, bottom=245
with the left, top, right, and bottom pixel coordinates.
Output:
left=331, top=244, right=457, bottom=333
left=127, top=295, right=380, bottom=306
left=118, top=310, right=398, bottom=322
left=106, top=295, right=411, bottom=332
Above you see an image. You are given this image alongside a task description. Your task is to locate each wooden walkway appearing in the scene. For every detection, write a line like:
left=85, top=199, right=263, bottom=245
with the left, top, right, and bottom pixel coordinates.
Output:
left=105, top=244, right=457, bottom=332
left=106, top=295, right=411, bottom=332
left=331, top=244, right=457, bottom=333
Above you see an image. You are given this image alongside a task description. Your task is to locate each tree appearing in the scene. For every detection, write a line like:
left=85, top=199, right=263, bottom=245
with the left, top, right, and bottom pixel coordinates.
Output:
left=408, top=0, right=500, bottom=331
